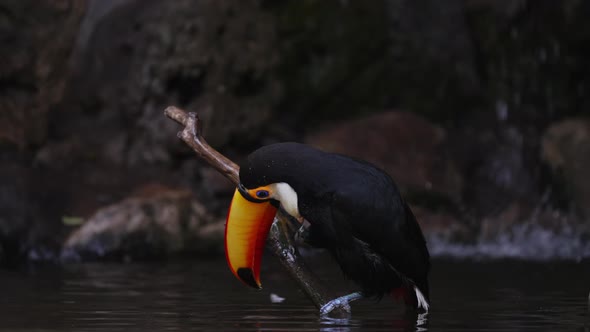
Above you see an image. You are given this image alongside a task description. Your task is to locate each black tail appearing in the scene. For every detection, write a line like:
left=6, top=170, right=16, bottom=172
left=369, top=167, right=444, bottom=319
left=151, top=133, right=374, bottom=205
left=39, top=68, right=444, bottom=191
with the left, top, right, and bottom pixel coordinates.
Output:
left=403, top=202, right=430, bottom=303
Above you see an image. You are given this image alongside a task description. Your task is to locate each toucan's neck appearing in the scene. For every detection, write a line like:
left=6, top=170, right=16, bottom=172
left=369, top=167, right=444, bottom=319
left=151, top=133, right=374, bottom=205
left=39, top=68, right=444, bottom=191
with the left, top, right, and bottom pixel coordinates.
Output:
left=269, top=182, right=302, bottom=221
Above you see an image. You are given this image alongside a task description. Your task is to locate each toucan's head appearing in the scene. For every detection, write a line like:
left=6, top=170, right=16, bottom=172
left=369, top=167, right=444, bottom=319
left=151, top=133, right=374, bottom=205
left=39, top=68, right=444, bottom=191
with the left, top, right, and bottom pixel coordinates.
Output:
left=224, top=144, right=303, bottom=289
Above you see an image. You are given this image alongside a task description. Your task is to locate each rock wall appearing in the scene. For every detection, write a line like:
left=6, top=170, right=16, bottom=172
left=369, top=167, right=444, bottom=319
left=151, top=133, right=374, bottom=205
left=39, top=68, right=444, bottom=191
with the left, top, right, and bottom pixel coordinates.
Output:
left=542, top=119, right=590, bottom=219
left=1, top=0, right=589, bottom=263
left=0, top=0, right=86, bottom=263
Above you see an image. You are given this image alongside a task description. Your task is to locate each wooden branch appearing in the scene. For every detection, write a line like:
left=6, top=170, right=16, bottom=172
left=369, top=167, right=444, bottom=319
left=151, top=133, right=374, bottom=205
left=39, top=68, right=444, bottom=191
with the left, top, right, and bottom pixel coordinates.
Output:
left=164, top=106, right=349, bottom=317
left=165, top=107, right=239, bottom=184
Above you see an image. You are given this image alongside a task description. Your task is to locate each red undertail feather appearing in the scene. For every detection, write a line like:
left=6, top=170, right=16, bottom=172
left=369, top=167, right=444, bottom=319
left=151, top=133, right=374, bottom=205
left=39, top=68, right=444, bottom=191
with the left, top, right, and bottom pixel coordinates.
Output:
left=391, top=286, right=430, bottom=311
left=391, top=286, right=416, bottom=307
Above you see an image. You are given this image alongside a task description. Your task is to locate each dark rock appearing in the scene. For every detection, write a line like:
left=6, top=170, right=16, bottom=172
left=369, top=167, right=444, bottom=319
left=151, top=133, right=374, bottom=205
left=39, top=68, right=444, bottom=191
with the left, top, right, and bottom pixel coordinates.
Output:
left=411, top=206, right=471, bottom=243
left=386, top=0, right=482, bottom=121
left=453, top=123, right=540, bottom=219
left=306, top=111, right=463, bottom=201
left=176, top=159, right=236, bottom=216
left=542, top=118, right=590, bottom=219
left=3, top=0, right=590, bottom=263
left=478, top=202, right=536, bottom=242
left=0, top=0, right=86, bottom=148
left=62, top=185, right=224, bottom=261
left=274, top=0, right=482, bottom=126
left=460, top=0, right=590, bottom=129
left=199, top=167, right=235, bottom=200
left=59, top=0, right=281, bottom=168
left=0, top=148, right=69, bottom=264
left=0, top=1, right=86, bottom=263
left=0, top=159, right=27, bottom=253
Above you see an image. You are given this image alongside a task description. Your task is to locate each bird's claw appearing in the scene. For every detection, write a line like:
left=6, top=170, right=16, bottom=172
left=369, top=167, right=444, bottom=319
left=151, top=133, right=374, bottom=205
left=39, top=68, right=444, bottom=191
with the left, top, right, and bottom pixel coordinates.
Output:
left=319, top=292, right=363, bottom=318
left=294, top=220, right=312, bottom=245
left=320, top=298, right=351, bottom=317
left=294, top=225, right=310, bottom=245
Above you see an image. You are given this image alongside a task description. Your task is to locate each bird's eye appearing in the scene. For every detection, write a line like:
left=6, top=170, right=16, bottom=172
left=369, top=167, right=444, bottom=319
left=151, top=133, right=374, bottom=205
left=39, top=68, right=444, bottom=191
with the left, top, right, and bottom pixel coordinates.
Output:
left=256, top=190, right=270, bottom=199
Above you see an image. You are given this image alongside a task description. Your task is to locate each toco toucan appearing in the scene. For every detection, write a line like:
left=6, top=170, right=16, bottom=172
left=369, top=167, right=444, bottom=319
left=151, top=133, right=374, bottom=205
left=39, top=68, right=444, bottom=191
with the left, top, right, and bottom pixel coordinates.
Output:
left=224, top=142, right=430, bottom=312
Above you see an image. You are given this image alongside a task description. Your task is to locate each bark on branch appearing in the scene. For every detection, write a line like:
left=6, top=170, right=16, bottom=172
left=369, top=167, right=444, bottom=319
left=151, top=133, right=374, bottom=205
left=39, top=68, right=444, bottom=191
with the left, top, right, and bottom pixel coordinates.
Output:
left=164, top=106, right=349, bottom=317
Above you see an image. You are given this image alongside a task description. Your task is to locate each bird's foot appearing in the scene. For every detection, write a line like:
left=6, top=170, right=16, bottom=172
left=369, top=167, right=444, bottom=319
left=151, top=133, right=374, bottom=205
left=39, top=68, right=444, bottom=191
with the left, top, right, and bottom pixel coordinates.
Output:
left=294, top=220, right=311, bottom=245
left=320, top=292, right=363, bottom=317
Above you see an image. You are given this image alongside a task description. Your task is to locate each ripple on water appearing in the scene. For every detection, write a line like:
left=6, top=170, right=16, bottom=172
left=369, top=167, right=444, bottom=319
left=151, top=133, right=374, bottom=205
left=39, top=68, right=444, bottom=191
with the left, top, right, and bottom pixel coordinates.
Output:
left=0, top=260, right=588, bottom=331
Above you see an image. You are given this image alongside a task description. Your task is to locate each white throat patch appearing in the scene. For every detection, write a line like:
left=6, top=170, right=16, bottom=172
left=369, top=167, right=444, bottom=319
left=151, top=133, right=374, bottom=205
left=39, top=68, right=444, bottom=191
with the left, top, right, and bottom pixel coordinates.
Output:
left=269, top=182, right=301, bottom=221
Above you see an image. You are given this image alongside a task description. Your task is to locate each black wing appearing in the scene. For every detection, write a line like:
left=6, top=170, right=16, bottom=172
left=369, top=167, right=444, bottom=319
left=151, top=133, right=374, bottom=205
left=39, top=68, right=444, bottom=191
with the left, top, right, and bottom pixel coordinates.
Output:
left=324, top=176, right=430, bottom=299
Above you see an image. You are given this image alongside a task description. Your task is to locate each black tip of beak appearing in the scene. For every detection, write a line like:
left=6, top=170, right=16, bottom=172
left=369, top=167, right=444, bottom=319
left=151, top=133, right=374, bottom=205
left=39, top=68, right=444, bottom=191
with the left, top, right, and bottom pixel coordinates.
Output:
left=237, top=268, right=261, bottom=289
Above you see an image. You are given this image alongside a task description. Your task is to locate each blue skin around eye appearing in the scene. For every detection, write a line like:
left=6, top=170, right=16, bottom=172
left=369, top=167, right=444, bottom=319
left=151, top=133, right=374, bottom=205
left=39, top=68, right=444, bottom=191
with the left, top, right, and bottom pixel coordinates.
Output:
left=256, top=190, right=269, bottom=198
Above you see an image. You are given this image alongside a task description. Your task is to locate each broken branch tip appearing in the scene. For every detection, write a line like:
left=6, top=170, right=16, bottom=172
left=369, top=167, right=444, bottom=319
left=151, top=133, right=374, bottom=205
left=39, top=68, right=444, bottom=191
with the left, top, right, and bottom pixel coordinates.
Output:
left=164, top=106, right=177, bottom=115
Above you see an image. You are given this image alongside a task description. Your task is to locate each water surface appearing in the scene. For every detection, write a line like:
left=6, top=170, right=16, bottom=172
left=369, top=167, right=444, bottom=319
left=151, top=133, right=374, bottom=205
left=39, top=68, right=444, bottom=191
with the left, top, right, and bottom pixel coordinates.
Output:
left=0, top=257, right=588, bottom=331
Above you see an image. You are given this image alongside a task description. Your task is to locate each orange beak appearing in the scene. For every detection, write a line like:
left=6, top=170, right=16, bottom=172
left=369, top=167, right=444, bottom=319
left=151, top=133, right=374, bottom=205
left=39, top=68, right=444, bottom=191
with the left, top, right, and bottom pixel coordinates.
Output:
left=224, top=188, right=278, bottom=289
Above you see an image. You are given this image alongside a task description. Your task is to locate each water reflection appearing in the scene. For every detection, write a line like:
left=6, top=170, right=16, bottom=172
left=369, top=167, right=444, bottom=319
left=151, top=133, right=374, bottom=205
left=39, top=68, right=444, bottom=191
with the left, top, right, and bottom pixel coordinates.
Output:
left=319, top=312, right=429, bottom=332
left=0, top=259, right=588, bottom=331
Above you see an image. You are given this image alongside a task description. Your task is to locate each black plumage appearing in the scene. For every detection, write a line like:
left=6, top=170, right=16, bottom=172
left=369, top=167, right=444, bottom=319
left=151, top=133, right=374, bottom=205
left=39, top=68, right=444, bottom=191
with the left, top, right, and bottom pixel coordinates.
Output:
left=239, top=142, right=430, bottom=304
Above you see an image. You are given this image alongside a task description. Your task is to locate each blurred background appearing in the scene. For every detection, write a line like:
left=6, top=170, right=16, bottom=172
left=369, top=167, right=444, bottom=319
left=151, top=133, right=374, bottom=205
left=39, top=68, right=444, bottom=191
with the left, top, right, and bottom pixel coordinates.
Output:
left=1, top=0, right=590, bottom=265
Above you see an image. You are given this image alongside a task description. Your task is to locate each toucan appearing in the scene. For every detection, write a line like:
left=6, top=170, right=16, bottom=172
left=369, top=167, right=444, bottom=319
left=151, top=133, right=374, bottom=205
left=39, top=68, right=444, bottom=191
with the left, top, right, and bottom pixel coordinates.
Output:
left=224, top=142, right=430, bottom=312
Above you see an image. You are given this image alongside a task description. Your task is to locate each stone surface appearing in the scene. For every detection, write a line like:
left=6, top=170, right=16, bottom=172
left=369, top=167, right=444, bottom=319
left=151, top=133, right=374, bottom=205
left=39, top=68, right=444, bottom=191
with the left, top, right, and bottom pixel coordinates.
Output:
left=306, top=111, right=463, bottom=200
left=59, top=0, right=281, bottom=167
left=542, top=118, right=590, bottom=219
left=411, top=206, right=471, bottom=243
left=451, top=121, right=541, bottom=219
left=0, top=0, right=86, bottom=263
left=62, top=185, right=224, bottom=261
left=0, top=0, right=86, bottom=148
left=2, top=0, right=590, bottom=262
left=0, top=149, right=69, bottom=263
